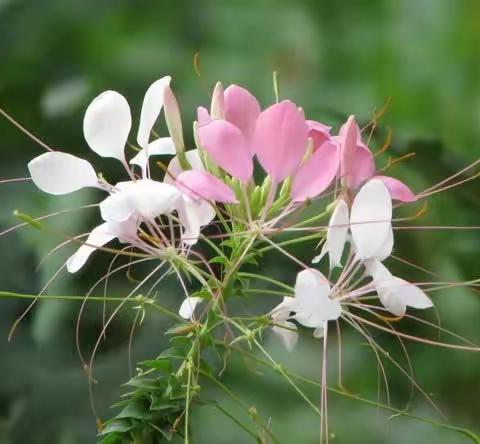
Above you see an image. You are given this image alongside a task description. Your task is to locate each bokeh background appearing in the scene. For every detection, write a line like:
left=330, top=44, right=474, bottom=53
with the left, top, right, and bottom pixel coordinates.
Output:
left=1, top=0, right=480, bottom=442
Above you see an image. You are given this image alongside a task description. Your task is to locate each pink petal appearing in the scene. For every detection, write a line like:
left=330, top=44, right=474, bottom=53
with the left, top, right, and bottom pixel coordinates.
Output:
left=224, top=85, right=261, bottom=152
left=291, top=141, right=340, bottom=202
left=197, top=119, right=253, bottom=182
left=254, top=100, right=309, bottom=183
left=338, top=116, right=375, bottom=189
left=197, top=106, right=211, bottom=124
left=375, top=175, right=417, bottom=202
left=307, top=120, right=331, bottom=151
left=176, top=169, right=238, bottom=203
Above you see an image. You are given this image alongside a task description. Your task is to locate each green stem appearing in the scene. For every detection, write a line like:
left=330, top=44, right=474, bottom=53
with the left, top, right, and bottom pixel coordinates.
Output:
left=214, top=405, right=260, bottom=442
left=200, top=370, right=279, bottom=444
left=222, top=342, right=480, bottom=443
left=0, top=291, right=182, bottom=321
left=237, top=273, right=294, bottom=292
left=257, top=232, right=324, bottom=254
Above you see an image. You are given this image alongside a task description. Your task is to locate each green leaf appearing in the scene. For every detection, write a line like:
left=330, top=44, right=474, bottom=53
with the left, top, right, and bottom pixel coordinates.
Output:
left=117, top=400, right=150, bottom=420
left=97, top=432, right=123, bottom=444
left=158, top=347, right=187, bottom=360
left=125, top=376, right=163, bottom=390
left=99, top=419, right=134, bottom=435
left=141, top=359, right=172, bottom=374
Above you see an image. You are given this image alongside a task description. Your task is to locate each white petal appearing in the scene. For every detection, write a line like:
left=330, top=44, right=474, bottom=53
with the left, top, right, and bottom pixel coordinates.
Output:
left=350, top=178, right=392, bottom=260
left=177, top=196, right=215, bottom=245
left=327, top=199, right=349, bottom=268
left=272, top=321, right=298, bottom=351
left=271, top=296, right=295, bottom=321
left=399, top=279, right=433, bottom=309
left=364, top=259, right=392, bottom=281
left=100, top=179, right=180, bottom=223
left=28, top=152, right=98, bottom=195
left=163, top=149, right=205, bottom=185
left=137, top=76, right=172, bottom=149
left=130, top=137, right=176, bottom=176
left=179, top=296, right=203, bottom=320
left=292, top=269, right=341, bottom=328
left=66, top=222, right=115, bottom=273
left=369, top=262, right=433, bottom=316
left=99, top=192, right=132, bottom=223
left=83, top=90, right=131, bottom=161
left=375, top=226, right=394, bottom=261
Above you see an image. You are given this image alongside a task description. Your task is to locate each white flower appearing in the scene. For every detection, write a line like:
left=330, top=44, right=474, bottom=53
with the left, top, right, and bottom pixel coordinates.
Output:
left=27, top=77, right=200, bottom=273
left=271, top=269, right=341, bottom=349
left=99, top=180, right=181, bottom=223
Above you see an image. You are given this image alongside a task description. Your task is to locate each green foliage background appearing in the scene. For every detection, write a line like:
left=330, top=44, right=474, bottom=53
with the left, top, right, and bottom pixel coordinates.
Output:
left=0, top=0, right=479, bottom=442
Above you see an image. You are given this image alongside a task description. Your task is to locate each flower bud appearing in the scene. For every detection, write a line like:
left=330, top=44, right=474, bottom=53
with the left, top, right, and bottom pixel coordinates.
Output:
left=210, top=81, right=225, bottom=119
left=163, top=86, right=185, bottom=155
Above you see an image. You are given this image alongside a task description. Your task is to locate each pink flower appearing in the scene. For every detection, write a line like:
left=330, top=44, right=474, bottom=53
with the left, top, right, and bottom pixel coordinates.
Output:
left=253, top=100, right=309, bottom=183
left=196, top=84, right=260, bottom=182
left=337, top=115, right=416, bottom=202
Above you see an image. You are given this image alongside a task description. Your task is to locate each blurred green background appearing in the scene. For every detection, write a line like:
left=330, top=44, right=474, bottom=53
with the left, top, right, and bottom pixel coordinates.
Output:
left=1, top=0, right=480, bottom=442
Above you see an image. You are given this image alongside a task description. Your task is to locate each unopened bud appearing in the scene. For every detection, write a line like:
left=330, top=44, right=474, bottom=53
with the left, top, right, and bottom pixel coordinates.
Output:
left=163, top=86, right=185, bottom=155
left=210, top=81, right=225, bottom=119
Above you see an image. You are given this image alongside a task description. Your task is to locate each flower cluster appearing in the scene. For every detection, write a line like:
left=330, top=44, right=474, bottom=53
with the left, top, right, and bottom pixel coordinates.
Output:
left=28, top=76, right=427, bottom=329
left=19, top=75, right=478, bottom=443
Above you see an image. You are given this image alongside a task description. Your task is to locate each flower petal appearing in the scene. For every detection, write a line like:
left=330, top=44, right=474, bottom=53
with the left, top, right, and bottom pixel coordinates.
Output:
left=338, top=116, right=375, bottom=189
left=291, top=141, right=340, bottom=201
left=224, top=85, right=261, bottom=150
left=326, top=199, right=349, bottom=269
left=83, top=90, right=131, bottom=161
left=367, top=261, right=433, bottom=316
left=197, top=119, right=253, bottom=182
left=254, top=100, right=309, bottom=183
left=130, top=137, right=176, bottom=176
left=66, top=222, right=116, bottom=273
left=179, top=296, right=203, bottom=320
left=100, top=180, right=180, bottom=222
left=307, top=120, right=331, bottom=151
left=164, top=149, right=205, bottom=185
left=136, top=76, right=171, bottom=149
left=28, top=152, right=98, bottom=195
left=176, top=170, right=238, bottom=203
left=375, top=175, right=417, bottom=202
left=197, top=106, right=211, bottom=125
left=292, top=269, right=340, bottom=328
left=271, top=296, right=295, bottom=321
left=350, top=178, right=392, bottom=260
left=177, top=195, right=215, bottom=245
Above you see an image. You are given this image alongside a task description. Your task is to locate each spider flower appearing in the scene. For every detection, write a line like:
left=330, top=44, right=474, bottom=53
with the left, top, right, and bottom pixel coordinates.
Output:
left=28, top=78, right=236, bottom=271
